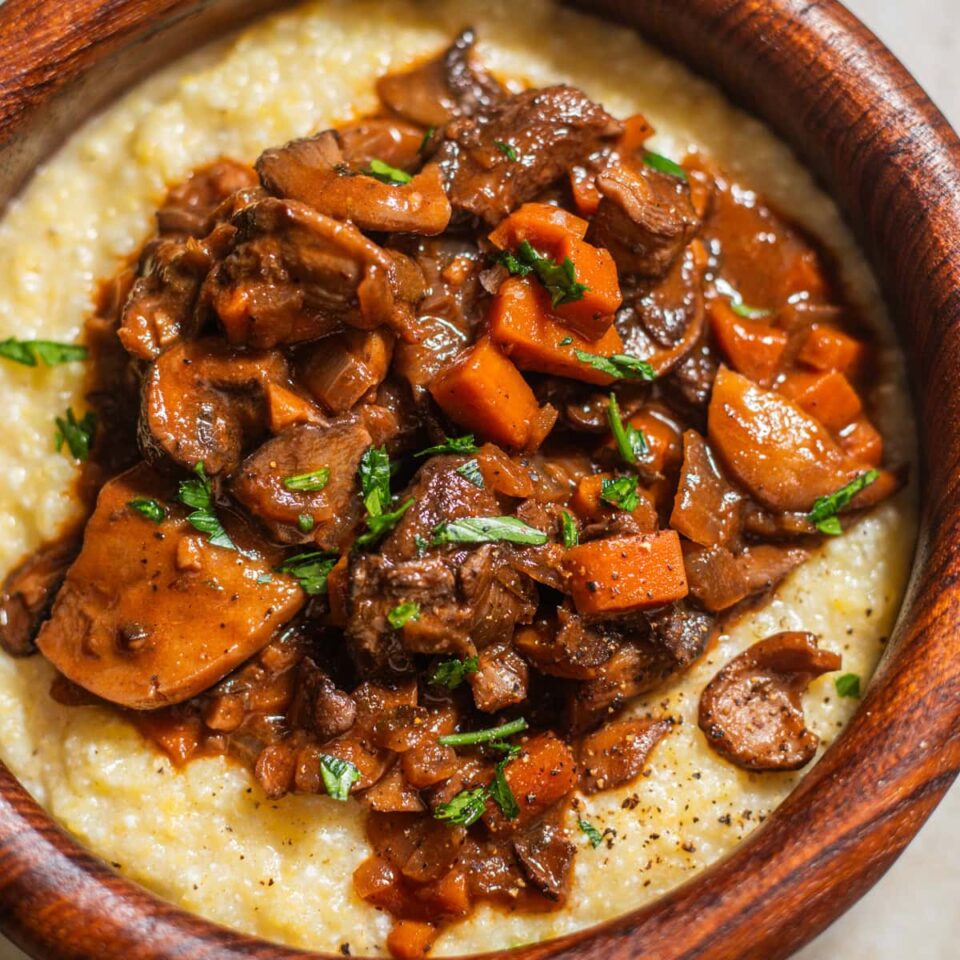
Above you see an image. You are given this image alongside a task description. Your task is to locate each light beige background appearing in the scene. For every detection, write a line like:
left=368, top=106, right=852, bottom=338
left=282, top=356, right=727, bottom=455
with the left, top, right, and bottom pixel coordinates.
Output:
left=0, top=0, right=956, bottom=957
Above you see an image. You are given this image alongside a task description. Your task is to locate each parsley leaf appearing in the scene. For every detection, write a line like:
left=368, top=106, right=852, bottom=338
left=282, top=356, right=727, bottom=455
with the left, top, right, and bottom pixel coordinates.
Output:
left=601, top=475, right=640, bottom=512
left=730, top=301, right=772, bottom=320
left=365, top=158, right=412, bottom=185
left=578, top=819, right=604, bottom=848
left=297, top=514, right=315, bottom=533
left=808, top=470, right=879, bottom=535
left=835, top=673, right=862, bottom=698
left=177, top=462, right=236, bottom=551
left=643, top=151, right=688, bottom=181
left=354, top=498, right=414, bottom=550
left=127, top=498, right=165, bottom=523
left=276, top=550, right=338, bottom=595
left=358, top=446, right=392, bottom=517
left=432, top=516, right=548, bottom=547
left=283, top=468, right=330, bottom=492
left=434, top=786, right=489, bottom=826
left=0, top=338, right=88, bottom=367
left=558, top=336, right=573, bottom=346
left=456, top=459, right=484, bottom=488
left=319, top=754, right=361, bottom=801
left=419, top=127, right=436, bottom=154
left=575, top=351, right=656, bottom=382
left=387, top=601, right=421, bottom=630
left=488, top=757, right=519, bottom=820
left=429, top=655, right=479, bottom=689
left=494, top=140, right=518, bottom=161
left=415, top=434, right=479, bottom=457
left=53, top=408, right=96, bottom=462
left=439, top=718, right=528, bottom=747
left=413, top=533, right=430, bottom=557
left=497, top=240, right=589, bottom=307
left=560, top=510, right=579, bottom=548
left=607, top=393, right=648, bottom=465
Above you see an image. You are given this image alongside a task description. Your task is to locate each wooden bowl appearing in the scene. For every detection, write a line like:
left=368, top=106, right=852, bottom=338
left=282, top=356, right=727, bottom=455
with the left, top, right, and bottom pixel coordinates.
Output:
left=0, top=1, right=958, bottom=957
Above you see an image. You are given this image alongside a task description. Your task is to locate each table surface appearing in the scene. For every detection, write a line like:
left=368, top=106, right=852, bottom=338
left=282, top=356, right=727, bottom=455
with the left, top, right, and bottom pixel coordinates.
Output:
left=2, top=1, right=957, bottom=957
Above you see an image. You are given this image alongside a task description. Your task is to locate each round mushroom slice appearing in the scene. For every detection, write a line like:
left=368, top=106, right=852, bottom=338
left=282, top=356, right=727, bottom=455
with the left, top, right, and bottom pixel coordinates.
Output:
left=698, top=631, right=841, bottom=771
left=36, top=464, right=304, bottom=710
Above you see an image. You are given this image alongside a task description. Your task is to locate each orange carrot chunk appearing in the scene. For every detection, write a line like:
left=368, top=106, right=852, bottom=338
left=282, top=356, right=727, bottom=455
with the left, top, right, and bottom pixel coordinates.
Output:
left=563, top=531, right=689, bottom=617
left=569, top=165, right=603, bottom=216
left=488, top=276, right=624, bottom=385
left=488, top=202, right=588, bottom=254
left=552, top=234, right=622, bottom=341
left=779, top=370, right=863, bottom=431
left=429, top=337, right=540, bottom=449
left=797, top=323, right=865, bottom=376
left=387, top=921, right=438, bottom=960
left=264, top=381, right=324, bottom=433
left=709, top=300, right=788, bottom=386
left=838, top=417, right=884, bottom=466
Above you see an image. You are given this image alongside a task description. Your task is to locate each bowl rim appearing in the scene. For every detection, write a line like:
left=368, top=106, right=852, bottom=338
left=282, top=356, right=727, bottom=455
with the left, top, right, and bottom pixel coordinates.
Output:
left=0, top=1, right=959, bottom=958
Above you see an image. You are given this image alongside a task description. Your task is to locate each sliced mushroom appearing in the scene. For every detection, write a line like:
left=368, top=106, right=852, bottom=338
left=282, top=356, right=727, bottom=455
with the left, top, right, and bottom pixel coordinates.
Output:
left=140, top=337, right=290, bottom=475
left=578, top=716, right=672, bottom=793
left=698, top=631, right=842, bottom=771
left=36, top=464, right=304, bottom=710
left=512, top=819, right=575, bottom=902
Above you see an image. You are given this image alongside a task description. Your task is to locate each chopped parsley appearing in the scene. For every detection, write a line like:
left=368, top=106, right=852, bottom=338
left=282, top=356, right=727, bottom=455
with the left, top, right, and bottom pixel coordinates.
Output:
left=578, top=819, right=604, bottom=848
left=387, top=601, right=421, bottom=630
left=456, top=458, right=485, bottom=488
left=0, top=338, right=88, bottom=368
left=607, top=393, right=648, bottom=465
left=730, top=301, right=773, bottom=320
left=415, top=434, right=479, bottom=457
left=439, top=717, right=528, bottom=747
left=255, top=572, right=274, bottom=585
left=574, top=351, right=656, bottom=382
left=365, top=158, right=412, bottom=185
left=488, top=757, right=519, bottom=820
left=560, top=510, right=579, bottom=548
left=54, top=407, right=96, bottom=462
left=601, top=475, right=641, bottom=512
left=177, top=462, right=236, bottom=551
left=355, top=446, right=414, bottom=549
left=432, top=516, right=548, bottom=547
left=496, top=240, right=589, bottom=307
left=808, top=470, right=879, bottom=535
left=419, top=126, right=436, bottom=154
left=297, top=514, right=315, bottom=533
left=558, top=336, right=574, bottom=347
left=318, top=754, right=361, bottom=801
left=835, top=673, right=862, bottom=698
left=276, top=550, right=338, bottom=595
left=127, top=498, right=165, bottom=523
left=283, top=468, right=330, bottom=492
left=434, top=786, right=489, bottom=826
left=413, top=533, right=430, bottom=557
left=494, top=140, right=518, bottom=161
left=643, top=151, right=688, bottom=181
left=429, top=655, right=479, bottom=689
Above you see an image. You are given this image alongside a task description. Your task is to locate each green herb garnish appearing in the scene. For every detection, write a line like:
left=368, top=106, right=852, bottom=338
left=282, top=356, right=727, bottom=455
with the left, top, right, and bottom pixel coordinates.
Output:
left=432, top=516, right=548, bottom=547
left=297, top=514, right=315, bottom=533
left=355, top=498, right=414, bottom=550
left=600, top=475, right=641, bottom=512
left=255, top=572, right=274, bottom=584
left=365, top=158, right=412, bottom=185
left=283, top=468, right=330, bottom=492
left=413, top=533, right=430, bottom=557
left=0, top=338, right=88, bottom=367
left=558, top=336, right=573, bottom=346
left=496, top=240, right=589, bottom=308
left=439, top=718, right=528, bottom=747
left=319, top=754, right=361, bottom=801
left=387, top=601, right=421, bottom=630
left=419, top=127, right=436, bottom=154
left=560, top=510, right=579, bottom=548
left=835, top=673, right=862, bottom=698
left=127, top=498, right=166, bottom=523
left=808, top=470, right=879, bottom=535
left=574, top=351, right=656, bottom=382
left=177, top=462, right=236, bottom=551
left=643, top=151, right=688, bottom=181
left=415, top=434, right=480, bottom=457
left=355, top=446, right=413, bottom=549
left=488, top=757, right=519, bottom=819
left=429, top=655, right=479, bottom=689
left=434, top=786, right=489, bottom=826
left=730, top=301, right=773, bottom=320
left=494, top=140, right=518, bottom=161
left=54, top=408, right=96, bottom=462
left=578, top=819, right=604, bottom=848
left=456, top=459, right=484, bottom=488
left=607, top=393, right=648, bottom=465
left=276, top=550, right=338, bottom=595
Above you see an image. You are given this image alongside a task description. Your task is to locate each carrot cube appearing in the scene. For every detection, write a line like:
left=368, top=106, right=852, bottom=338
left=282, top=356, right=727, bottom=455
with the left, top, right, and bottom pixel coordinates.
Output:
left=386, top=921, right=438, bottom=960
left=552, top=235, right=622, bottom=340
left=264, top=382, right=324, bottom=433
left=838, top=417, right=883, bottom=466
left=618, top=114, right=655, bottom=156
left=488, top=202, right=588, bottom=254
left=709, top=300, right=788, bottom=386
left=798, top=324, right=865, bottom=376
left=779, top=370, right=863, bottom=431
left=488, top=277, right=624, bottom=385
left=429, top=337, right=540, bottom=449
left=569, top=165, right=603, bottom=216
left=563, top=531, right=689, bottom=617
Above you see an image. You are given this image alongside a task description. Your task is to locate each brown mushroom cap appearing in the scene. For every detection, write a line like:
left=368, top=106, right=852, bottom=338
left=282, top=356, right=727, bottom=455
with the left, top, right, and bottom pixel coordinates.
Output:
left=698, top=631, right=842, bottom=771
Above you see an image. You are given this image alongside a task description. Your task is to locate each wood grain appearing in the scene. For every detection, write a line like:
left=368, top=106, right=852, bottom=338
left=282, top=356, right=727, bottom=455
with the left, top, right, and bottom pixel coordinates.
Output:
left=0, top=0, right=958, bottom=958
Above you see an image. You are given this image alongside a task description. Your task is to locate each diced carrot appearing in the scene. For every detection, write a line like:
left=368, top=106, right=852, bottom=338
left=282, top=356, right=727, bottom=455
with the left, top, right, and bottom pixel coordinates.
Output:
left=354, top=855, right=405, bottom=913
left=488, top=276, right=624, bottom=385
left=563, top=531, right=689, bottom=617
left=325, top=554, right=350, bottom=628
left=429, top=337, right=540, bottom=449
left=571, top=474, right=658, bottom=532
left=265, top=381, right=324, bottom=433
left=526, top=403, right=559, bottom=451
left=483, top=733, right=577, bottom=833
left=798, top=324, right=865, bottom=376
left=779, top=370, right=863, bottom=431
left=618, top=114, right=655, bottom=156
left=569, top=165, right=602, bottom=216
left=488, top=202, right=588, bottom=254
left=838, top=417, right=883, bottom=466
left=552, top=235, right=622, bottom=340
left=709, top=300, right=788, bottom=386
left=417, top=869, right=471, bottom=918
left=387, top=921, right=438, bottom=960
left=783, top=249, right=827, bottom=300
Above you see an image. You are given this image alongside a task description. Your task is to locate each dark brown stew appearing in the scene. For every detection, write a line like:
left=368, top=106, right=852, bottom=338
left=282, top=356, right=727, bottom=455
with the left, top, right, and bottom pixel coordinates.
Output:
left=0, top=31, right=904, bottom=958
